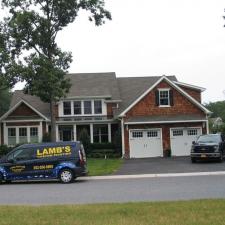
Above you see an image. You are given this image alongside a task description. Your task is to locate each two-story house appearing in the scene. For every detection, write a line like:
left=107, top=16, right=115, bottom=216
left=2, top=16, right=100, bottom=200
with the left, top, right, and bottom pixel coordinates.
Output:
left=0, top=72, right=211, bottom=158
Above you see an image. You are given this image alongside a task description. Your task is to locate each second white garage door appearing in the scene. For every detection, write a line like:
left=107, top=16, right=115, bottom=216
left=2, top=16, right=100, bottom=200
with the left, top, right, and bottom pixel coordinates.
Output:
left=129, top=129, right=163, bottom=158
left=170, top=128, right=202, bottom=156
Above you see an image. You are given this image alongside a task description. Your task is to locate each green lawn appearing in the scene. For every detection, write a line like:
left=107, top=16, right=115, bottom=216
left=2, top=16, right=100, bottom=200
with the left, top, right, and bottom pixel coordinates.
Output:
left=87, top=158, right=123, bottom=176
left=0, top=200, right=225, bottom=225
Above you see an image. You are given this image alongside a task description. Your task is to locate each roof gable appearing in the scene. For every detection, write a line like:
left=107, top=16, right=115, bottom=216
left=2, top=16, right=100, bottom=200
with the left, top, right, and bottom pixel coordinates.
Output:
left=117, top=76, right=211, bottom=117
left=0, top=100, right=49, bottom=121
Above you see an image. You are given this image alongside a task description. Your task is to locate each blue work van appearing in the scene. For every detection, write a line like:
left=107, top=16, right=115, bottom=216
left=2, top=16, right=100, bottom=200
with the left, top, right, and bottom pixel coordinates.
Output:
left=0, top=141, right=87, bottom=183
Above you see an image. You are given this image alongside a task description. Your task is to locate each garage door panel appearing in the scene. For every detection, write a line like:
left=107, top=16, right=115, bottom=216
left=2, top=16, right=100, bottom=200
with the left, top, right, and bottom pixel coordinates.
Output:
left=129, top=129, right=163, bottom=158
left=170, top=128, right=201, bottom=156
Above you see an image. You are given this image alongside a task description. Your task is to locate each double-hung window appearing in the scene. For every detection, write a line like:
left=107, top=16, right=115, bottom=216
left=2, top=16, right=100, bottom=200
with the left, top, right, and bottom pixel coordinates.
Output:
left=19, top=128, right=27, bottom=143
left=84, top=101, right=92, bottom=114
left=30, top=127, right=38, bottom=143
left=94, top=100, right=102, bottom=114
left=159, top=89, right=170, bottom=106
left=74, top=101, right=82, bottom=115
left=63, top=101, right=71, bottom=115
left=8, top=128, right=16, bottom=146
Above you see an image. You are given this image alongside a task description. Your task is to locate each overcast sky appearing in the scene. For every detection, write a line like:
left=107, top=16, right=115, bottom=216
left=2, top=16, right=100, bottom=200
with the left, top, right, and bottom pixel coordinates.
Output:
left=14, top=0, right=225, bottom=103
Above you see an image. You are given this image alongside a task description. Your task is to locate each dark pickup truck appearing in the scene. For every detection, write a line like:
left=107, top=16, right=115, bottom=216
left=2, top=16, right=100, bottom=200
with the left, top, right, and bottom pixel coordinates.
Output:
left=191, top=134, right=225, bottom=163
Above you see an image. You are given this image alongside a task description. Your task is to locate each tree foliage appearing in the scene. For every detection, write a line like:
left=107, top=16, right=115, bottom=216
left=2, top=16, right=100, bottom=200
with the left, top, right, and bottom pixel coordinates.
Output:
left=204, top=101, right=225, bottom=121
left=0, top=24, right=21, bottom=90
left=1, top=0, right=111, bottom=141
left=0, top=89, right=11, bottom=116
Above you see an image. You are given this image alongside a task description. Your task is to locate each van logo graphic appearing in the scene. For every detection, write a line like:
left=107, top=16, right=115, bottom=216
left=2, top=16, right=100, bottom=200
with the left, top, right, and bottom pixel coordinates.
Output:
left=10, top=165, right=26, bottom=173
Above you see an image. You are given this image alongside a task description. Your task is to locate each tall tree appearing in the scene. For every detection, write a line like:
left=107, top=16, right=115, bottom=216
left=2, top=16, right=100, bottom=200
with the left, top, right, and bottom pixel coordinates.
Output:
left=0, top=89, right=11, bottom=116
left=0, top=23, right=20, bottom=90
left=1, top=0, right=111, bottom=141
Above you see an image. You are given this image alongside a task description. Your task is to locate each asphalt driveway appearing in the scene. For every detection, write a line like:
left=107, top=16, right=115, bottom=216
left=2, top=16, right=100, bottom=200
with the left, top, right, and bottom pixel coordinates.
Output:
left=114, top=157, right=225, bottom=175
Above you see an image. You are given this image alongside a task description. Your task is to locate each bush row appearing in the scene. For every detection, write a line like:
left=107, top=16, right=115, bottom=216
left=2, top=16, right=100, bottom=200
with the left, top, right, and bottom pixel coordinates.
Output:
left=0, top=145, right=13, bottom=157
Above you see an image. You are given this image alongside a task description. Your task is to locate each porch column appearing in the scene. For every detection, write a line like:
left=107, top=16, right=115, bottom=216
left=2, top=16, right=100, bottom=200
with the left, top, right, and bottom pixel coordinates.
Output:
left=90, top=123, right=94, bottom=143
left=46, top=123, right=49, bottom=133
left=27, top=127, right=31, bottom=143
left=73, top=124, right=77, bottom=141
left=56, top=124, right=59, bottom=142
left=15, top=127, right=19, bottom=144
left=108, top=123, right=112, bottom=143
left=3, top=122, right=7, bottom=145
left=39, top=121, right=43, bottom=142
left=120, top=118, right=125, bottom=157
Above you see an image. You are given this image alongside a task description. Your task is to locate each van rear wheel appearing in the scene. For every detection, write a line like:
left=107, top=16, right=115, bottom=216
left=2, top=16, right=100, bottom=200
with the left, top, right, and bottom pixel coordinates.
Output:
left=59, top=169, right=74, bottom=183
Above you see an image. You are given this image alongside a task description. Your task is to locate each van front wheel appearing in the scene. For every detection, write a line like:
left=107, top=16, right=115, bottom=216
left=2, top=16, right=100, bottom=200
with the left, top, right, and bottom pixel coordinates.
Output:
left=59, top=169, right=74, bottom=183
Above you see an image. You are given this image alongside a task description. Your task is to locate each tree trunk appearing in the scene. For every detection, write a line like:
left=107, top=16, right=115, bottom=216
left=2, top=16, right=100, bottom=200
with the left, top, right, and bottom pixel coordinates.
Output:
left=50, top=99, right=56, bottom=142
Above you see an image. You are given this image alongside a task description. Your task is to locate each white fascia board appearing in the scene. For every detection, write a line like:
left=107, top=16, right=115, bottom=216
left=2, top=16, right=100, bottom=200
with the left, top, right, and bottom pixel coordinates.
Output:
left=163, top=77, right=211, bottom=114
left=0, top=100, right=49, bottom=122
left=124, top=119, right=208, bottom=125
left=119, top=75, right=211, bottom=117
left=174, top=81, right=206, bottom=92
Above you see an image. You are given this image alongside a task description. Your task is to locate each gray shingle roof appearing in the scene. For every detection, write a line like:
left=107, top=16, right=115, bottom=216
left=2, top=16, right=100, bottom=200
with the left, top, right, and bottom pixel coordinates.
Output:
left=115, top=76, right=177, bottom=116
left=9, top=74, right=178, bottom=120
left=66, top=72, right=120, bottom=100
left=125, top=114, right=207, bottom=124
left=10, top=90, right=50, bottom=119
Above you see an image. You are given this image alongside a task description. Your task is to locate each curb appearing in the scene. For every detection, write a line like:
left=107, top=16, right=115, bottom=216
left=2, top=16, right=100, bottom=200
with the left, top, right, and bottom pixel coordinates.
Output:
left=79, top=171, right=225, bottom=180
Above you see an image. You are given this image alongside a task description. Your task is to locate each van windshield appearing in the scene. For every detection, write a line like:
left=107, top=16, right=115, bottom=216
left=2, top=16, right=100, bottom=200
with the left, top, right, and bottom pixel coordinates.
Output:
left=197, top=135, right=221, bottom=143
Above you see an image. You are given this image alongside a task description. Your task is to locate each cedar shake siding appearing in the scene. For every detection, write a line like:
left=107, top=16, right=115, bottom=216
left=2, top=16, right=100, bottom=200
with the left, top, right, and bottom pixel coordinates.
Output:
left=125, top=81, right=205, bottom=120
left=9, top=103, right=41, bottom=118
left=180, top=86, right=201, bottom=103
left=107, top=103, right=117, bottom=117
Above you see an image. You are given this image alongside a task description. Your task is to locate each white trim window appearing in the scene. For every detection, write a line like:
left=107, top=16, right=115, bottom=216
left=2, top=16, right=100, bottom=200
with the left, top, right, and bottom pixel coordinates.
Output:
left=74, top=101, right=82, bottom=115
left=30, top=127, right=38, bottom=143
left=19, top=127, right=27, bottom=143
left=94, top=100, right=102, bottom=114
left=8, top=128, right=16, bottom=146
left=84, top=100, right=92, bottom=114
left=159, top=89, right=170, bottom=106
left=63, top=101, right=72, bottom=115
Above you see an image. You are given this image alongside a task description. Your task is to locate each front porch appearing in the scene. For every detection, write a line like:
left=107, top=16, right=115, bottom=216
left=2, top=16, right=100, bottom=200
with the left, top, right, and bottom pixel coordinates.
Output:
left=56, top=123, right=117, bottom=143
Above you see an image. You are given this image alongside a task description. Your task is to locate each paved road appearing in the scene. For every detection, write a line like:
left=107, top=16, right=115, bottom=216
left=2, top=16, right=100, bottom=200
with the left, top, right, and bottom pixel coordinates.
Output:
left=1, top=175, right=225, bottom=205
left=114, top=157, right=225, bottom=175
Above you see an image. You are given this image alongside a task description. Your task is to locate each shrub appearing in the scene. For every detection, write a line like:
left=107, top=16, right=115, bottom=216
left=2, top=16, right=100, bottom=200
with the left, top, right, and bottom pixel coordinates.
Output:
left=0, top=145, right=11, bottom=156
left=42, top=132, right=51, bottom=142
left=78, top=128, right=91, bottom=153
left=113, top=129, right=122, bottom=153
left=89, top=143, right=115, bottom=150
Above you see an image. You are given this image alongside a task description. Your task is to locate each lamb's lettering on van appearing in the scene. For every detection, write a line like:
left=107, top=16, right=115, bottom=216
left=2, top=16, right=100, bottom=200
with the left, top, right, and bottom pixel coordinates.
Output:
left=36, top=146, right=71, bottom=158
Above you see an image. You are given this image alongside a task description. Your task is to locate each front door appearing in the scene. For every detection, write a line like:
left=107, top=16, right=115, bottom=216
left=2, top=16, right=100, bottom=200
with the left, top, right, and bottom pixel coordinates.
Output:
left=59, top=126, right=73, bottom=141
left=63, top=129, right=73, bottom=141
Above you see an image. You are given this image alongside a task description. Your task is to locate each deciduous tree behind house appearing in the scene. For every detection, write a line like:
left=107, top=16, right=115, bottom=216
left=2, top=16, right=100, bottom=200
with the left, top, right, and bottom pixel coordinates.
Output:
left=1, top=0, right=111, bottom=141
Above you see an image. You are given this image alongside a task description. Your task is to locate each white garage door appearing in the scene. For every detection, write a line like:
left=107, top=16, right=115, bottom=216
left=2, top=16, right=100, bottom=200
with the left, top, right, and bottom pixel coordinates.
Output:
left=129, top=129, right=163, bottom=158
left=170, top=128, right=202, bottom=156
